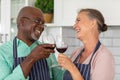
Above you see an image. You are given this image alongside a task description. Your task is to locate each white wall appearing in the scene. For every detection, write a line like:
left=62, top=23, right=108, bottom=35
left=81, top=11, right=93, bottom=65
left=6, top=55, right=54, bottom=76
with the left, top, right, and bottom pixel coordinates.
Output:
left=60, top=0, right=120, bottom=26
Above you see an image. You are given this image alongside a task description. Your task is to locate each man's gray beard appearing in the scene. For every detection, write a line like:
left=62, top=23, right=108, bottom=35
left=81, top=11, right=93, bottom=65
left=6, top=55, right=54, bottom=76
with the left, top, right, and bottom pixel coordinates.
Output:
left=31, top=32, right=38, bottom=40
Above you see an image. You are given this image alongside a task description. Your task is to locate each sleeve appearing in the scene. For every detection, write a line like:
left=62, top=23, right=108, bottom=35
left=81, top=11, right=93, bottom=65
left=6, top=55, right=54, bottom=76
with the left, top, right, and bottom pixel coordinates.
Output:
left=91, top=49, right=115, bottom=80
left=46, top=55, right=53, bottom=80
left=47, top=54, right=65, bottom=80
left=4, top=65, right=28, bottom=80
left=0, top=51, right=27, bottom=80
left=0, top=59, right=27, bottom=80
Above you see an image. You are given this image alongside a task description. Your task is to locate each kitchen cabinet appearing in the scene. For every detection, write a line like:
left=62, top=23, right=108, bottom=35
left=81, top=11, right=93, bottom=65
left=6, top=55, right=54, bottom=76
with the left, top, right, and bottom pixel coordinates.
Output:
left=0, top=0, right=11, bottom=44
left=55, top=0, right=120, bottom=26
left=1, top=0, right=120, bottom=44
left=0, top=0, right=35, bottom=43
left=0, top=0, right=59, bottom=44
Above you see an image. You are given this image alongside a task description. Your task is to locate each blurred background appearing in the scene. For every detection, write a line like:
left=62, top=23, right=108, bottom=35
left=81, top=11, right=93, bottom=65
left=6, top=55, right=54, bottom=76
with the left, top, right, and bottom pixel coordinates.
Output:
left=0, top=0, right=120, bottom=80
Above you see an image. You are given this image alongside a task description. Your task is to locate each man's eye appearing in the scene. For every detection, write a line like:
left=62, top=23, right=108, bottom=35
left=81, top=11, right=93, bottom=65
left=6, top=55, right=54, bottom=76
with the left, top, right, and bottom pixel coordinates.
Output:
left=34, top=19, right=44, bottom=25
left=34, top=20, right=40, bottom=23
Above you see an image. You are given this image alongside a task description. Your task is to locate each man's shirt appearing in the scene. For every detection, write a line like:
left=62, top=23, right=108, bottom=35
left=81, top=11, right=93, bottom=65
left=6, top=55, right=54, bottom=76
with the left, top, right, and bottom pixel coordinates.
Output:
left=0, top=38, right=64, bottom=80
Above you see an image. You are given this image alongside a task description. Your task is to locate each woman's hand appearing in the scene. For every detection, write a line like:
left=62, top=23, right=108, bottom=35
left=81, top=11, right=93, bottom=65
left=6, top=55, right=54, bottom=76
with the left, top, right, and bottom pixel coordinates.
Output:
left=58, top=54, right=75, bottom=72
left=58, top=54, right=84, bottom=80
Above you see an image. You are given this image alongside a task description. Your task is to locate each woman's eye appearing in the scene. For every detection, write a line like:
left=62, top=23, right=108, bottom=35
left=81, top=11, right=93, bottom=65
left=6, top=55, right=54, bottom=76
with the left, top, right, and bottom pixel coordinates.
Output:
left=77, top=19, right=80, bottom=21
left=76, top=19, right=80, bottom=22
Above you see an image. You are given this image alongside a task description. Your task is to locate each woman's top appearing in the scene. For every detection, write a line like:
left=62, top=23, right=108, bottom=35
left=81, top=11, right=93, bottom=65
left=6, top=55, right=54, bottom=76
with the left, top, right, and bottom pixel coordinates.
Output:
left=71, top=44, right=115, bottom=80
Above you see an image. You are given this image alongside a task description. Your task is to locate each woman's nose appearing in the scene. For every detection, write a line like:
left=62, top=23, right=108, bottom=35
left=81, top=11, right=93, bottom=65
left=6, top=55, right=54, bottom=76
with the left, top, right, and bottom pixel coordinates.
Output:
left=73, top=23, right=77, bottom=29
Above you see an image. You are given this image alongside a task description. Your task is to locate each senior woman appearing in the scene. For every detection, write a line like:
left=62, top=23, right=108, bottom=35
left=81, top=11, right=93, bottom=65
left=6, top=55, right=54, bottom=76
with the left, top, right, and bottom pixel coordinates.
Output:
left=58, top=8, right=115, bottom=80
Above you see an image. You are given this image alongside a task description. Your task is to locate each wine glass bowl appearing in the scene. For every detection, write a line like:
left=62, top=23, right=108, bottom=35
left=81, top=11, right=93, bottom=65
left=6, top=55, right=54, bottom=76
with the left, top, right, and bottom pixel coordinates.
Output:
left=42, top=34, right=56, bottom=50
left=55, top=35, right=68, bottom=53
left=56, top=41, right=68, bottom=53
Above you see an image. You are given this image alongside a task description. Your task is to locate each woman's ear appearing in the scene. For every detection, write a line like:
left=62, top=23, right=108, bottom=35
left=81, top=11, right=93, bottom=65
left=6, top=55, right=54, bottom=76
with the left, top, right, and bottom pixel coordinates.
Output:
left=90, top=19, right=97, bottom=28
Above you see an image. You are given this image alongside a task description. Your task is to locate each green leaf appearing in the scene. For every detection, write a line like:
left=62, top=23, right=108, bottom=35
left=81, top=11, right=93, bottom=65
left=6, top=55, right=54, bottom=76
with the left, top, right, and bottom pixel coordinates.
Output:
left=35, top=0, right=54, bottom=13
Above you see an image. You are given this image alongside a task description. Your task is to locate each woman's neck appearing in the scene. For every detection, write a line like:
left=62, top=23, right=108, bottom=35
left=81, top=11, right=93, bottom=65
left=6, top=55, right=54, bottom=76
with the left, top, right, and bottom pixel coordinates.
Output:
left=81, top=38, right=99, bottom=58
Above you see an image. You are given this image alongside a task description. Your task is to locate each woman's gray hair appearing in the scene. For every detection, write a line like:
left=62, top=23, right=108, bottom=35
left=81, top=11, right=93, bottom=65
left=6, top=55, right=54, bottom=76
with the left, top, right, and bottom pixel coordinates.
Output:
left=79, top=8, right=107, bottom=33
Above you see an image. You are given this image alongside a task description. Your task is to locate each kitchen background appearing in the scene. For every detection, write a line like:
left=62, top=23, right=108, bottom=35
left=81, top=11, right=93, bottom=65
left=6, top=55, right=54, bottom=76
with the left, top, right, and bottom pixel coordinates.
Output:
left=0, top=0, right=120, bottom=80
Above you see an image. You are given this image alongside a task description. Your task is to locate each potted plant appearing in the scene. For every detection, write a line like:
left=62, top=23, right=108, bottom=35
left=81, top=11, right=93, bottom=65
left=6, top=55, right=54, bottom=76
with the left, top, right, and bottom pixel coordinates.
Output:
left=35, top=0, right=54, bottom=23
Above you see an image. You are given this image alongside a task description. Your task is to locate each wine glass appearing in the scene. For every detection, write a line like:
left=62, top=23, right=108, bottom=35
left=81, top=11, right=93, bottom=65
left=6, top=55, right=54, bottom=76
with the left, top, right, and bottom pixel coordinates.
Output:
left=42, top=33, right=57, bottom=68
left=54, top=35, right=68, bottom=69
left=42, top=34, right=55, bottom=44
left=56, top=35, right=68, bottom=53
left=56, top=41, right=68, bottom=54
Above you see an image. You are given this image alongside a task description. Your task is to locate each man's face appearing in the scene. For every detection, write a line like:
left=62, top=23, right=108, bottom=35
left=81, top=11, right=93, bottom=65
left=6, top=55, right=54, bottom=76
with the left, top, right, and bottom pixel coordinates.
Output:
left=29, top=17, right=45, bottom=40
left=21, top=12, right=45, bottom=41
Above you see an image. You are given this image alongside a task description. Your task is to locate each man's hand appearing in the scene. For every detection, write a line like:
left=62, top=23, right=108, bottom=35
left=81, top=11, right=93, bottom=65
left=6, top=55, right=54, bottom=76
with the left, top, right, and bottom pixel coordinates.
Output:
left=30, top=44, right=55, bottom=62
left=21, top=44, right=55, bottom=77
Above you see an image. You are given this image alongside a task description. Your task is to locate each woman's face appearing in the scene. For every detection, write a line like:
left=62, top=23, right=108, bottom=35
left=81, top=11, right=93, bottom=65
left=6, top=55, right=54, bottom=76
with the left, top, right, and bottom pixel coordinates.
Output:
left=73, top=12, right=94, bottom=41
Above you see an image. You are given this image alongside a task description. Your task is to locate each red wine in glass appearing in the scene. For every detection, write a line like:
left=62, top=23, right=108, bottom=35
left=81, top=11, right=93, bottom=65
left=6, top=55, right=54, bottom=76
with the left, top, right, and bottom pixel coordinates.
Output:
left=55, top=36, right=68, bottom=54
left=56, top=45, right=68, bottom=69
left=56, top=47, right=68, bottom=53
